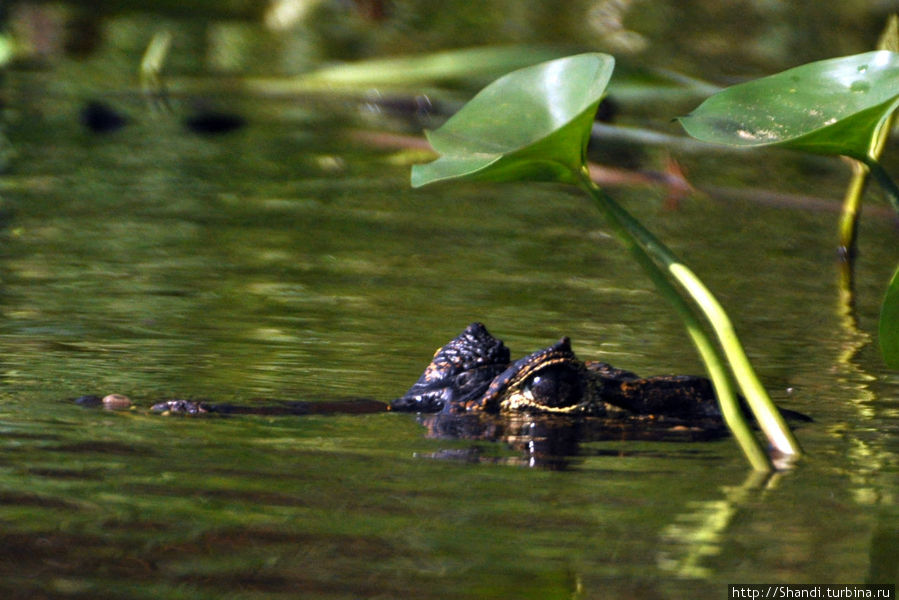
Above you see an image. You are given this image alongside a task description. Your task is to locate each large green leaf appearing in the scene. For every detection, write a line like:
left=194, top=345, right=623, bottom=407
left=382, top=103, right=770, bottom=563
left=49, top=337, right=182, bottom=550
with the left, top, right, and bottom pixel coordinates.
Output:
left=879, top=263, right=899, bottom=368
left=679, top=51, right=899, bottom=160
left=411, top=53, right=615, bottom=187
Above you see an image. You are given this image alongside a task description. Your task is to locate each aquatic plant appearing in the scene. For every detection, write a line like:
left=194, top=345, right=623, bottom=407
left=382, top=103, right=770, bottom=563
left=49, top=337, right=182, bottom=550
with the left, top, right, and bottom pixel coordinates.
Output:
left=411, top=53, right=799, bottom=471
left=678, top=49, right=899, bottom=368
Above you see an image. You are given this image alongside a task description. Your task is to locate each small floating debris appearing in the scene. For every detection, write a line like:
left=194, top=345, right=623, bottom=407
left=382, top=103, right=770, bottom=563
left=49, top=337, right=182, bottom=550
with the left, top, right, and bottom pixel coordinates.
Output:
left=73, top=395, right=103, bottom=407
left=150, top=399, right=211, bottom=415
left=73, top=393, right=132, bottom=410
left=101, top=394, right=132, bottom=410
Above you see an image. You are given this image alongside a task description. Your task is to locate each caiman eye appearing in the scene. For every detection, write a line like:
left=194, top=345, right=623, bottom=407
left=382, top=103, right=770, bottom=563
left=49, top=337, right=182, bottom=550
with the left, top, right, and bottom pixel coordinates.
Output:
left=523, top=365, right=583, bottom=408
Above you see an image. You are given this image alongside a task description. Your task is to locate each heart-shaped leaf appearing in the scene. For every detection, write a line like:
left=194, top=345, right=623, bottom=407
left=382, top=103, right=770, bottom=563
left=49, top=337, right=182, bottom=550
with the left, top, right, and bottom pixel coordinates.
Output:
left=679, top=51, right=899, bottom=160
left=412, top=53, right=615, bottom=187
left=880, top=263, right=899, bottom=368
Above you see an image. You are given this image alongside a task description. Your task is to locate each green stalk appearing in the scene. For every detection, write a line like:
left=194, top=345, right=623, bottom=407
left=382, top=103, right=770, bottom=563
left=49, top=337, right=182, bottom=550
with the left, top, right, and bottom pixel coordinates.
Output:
left=837, top=160, right=868, bottom=325
left=575, top=171, right=772, bottom=470
left=838, top=160, right=869, bottom=261
left=838, top=15, right=899, bottom=260
left=577, top=169, right=801, bottom=460
left=861, top=157, right=899, bottom=213
left=666, top=263, right=799, bottom=458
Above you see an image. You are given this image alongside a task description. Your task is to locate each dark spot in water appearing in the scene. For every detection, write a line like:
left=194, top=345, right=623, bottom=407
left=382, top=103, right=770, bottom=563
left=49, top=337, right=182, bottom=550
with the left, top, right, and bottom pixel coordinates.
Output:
left=147, top=288, right=196, bottom=297
left=80, top=101, right=128, bottom=133
left=184, top=111, right=246, bottom=134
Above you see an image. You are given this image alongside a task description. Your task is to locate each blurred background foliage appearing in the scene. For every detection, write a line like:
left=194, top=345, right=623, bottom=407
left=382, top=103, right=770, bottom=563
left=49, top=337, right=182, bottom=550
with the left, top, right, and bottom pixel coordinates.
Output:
left=1, top=1, right=893, bottom=85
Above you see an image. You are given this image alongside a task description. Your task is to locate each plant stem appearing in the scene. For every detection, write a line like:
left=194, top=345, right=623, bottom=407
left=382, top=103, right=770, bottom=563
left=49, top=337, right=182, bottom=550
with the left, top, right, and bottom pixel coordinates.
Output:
left=837, top=160, right=868, bottom=327
left=838, top=15, right=899, bottom=262
left=666, top=262, right=799, bottom=458
left=862, top=157, right=899, bottom=214
left=577, top=169, right=801, bottom=461
left=838, top=160, right=869, bottom=262
left=575, top=172, right=773, bottom=470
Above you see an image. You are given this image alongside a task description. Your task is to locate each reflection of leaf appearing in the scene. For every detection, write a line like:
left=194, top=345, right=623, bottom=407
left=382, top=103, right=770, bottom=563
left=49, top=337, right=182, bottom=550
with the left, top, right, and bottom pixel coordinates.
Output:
left=879, top=265, right=899, bottom=368
left=412, top=53, right=615, bottom=187
left=679, top=51, right=899, bottom=160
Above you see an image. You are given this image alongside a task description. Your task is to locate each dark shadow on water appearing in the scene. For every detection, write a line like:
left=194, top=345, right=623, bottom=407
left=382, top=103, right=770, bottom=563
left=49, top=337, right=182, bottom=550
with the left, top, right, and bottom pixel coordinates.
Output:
left=0, top=490, right=82, bottom=510
left=26, top=467, right=107, bottom=481
left=50, top=440, right=154, bottom=456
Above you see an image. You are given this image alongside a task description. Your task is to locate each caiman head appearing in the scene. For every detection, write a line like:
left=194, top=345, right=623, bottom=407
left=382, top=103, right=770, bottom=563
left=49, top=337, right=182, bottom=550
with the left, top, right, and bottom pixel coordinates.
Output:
left=475, top=336, right=599, bottom=414
left=389, top=323, right=509, bottom=413
left=391, top=323, right=601, bottom=415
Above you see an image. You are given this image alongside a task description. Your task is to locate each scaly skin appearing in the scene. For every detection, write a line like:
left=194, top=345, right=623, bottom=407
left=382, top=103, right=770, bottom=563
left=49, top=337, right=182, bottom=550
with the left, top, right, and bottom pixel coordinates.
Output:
left=146, top=323, right=807, bottom=435
left=390, top=322, right=724, bottom=419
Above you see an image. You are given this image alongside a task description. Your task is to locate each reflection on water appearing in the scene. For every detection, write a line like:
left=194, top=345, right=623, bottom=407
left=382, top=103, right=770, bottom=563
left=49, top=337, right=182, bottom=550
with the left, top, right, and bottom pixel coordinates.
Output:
left=417, top=412, right=731, bottom=470
left=658, top=470, right=775, bottom=579
left=1, top=114, right=897, bottom=597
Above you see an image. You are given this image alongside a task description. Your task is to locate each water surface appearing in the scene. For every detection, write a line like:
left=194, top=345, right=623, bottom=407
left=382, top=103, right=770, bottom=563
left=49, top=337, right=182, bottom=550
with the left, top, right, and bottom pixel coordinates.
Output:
left=1, top=8, right=898, bottom=599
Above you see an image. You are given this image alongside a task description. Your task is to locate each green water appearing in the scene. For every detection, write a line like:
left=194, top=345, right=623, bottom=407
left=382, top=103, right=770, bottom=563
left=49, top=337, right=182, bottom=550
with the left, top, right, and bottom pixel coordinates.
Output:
left=2, top=3, right=898, bottom=599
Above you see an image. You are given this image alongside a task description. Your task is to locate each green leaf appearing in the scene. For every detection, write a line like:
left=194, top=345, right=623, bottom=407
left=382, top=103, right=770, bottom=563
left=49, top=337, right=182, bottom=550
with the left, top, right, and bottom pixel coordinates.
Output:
left=879, top=263, right=899, bottom=368
left=679, top=51, right=899, bottom=160
left=412, top=53, right=615, bottom=188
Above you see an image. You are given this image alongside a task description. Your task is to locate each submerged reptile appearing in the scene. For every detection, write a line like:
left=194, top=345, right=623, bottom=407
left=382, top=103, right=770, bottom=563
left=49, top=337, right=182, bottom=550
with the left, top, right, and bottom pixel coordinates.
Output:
left=389, top=322, right=724, bottom=420
left=142, top=322, right=803, bottom=427
left=76, top=322, right=807, bottom=466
